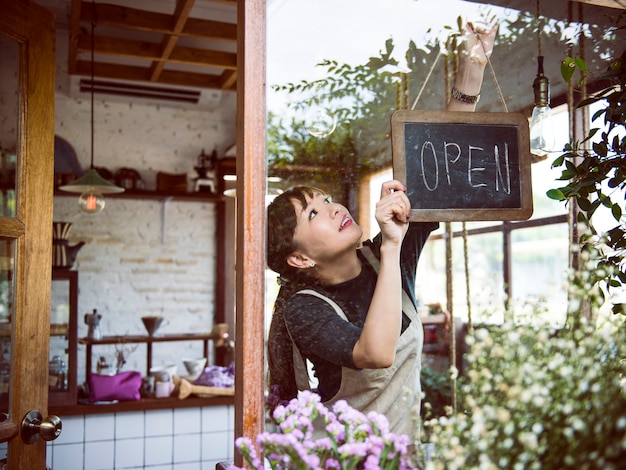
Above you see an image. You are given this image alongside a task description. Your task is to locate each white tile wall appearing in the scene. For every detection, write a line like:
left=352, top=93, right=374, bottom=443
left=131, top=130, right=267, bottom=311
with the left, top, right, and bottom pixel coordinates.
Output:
left=47, top=405, right=234, bottom=470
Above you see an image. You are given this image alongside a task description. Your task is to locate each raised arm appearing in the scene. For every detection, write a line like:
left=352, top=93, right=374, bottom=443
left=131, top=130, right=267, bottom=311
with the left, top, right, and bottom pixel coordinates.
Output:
left=353, top=180, right=410, bottom=368
left=447, top=21, right=498, bottom=112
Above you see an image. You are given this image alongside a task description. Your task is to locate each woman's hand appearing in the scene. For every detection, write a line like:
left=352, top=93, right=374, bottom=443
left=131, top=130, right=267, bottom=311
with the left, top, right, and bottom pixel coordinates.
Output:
left=461, top=19, right=498, bottom=66
left=375, top=180, right=411, bottom=247
left=448, top=20, right=498, bottom=111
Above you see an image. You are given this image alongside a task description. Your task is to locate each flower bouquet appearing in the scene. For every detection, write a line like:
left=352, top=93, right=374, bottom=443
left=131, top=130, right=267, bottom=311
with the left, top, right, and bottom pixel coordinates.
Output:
left=230, top=390, right=415, bottom=470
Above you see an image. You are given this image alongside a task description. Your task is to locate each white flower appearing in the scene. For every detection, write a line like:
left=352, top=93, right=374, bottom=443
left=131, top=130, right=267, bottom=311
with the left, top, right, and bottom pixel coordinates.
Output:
left=519, top=431, right=538, bottom=450
left=497, top=408, right=510, bottom=422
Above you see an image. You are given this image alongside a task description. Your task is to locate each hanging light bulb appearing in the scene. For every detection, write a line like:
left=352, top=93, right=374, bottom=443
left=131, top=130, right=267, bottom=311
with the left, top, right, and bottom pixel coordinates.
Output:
left=530, top=56, right=555, bottom=159
left=79, top=189, right=105, bottom=214
left=529, top=0, right=554, bottom=161
left=58, top=1, right=124, bottom=211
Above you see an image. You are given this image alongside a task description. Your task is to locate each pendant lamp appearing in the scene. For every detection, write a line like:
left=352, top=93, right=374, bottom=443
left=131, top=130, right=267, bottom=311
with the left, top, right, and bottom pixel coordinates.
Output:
left=59, top=1, right=124, bottom=213
left=529, top=0, right=555, bottom=161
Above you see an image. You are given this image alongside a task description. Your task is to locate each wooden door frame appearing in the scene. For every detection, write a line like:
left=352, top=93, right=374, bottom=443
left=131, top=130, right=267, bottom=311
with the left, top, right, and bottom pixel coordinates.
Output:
left=234, top=0, right=266, bottom=465
left=0, top=1, right=56, bottom=468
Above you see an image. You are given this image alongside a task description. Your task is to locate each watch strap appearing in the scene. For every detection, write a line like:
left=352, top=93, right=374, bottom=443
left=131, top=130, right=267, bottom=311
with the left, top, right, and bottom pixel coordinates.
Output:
left=451, top=87, right=480, bottom=104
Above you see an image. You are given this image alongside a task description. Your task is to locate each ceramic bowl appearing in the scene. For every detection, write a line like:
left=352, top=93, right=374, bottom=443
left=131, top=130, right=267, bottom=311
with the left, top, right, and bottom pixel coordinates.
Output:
left=182, top=357, right=207, bottom=377
left=149, top=364, right=177, bottom=382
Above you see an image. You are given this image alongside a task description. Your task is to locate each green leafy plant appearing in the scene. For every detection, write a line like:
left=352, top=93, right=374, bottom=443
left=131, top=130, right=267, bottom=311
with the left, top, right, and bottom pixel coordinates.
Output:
left=421, top=367, right=454, bottom=421
left=547, top=48, right=626, bottom=316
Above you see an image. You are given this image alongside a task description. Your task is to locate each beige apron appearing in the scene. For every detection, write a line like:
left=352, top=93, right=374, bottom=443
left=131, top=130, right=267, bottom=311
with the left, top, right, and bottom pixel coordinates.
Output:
left=290, top=246, right=423, bottom=442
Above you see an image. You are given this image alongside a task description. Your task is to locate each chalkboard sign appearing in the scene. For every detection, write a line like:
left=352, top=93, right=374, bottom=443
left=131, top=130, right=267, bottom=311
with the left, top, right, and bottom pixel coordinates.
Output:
left=391, top=110, right=533, bottom=222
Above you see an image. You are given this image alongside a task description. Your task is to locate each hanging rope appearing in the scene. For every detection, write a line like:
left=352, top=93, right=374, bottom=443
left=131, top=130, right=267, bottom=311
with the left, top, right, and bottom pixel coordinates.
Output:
left=463, top=223, right=472, bottom=329
left=411, top=53, right=442, bottom=110
left=443, top=42, right=458, bottom=414
left=412, top=27, right=508, bottom=113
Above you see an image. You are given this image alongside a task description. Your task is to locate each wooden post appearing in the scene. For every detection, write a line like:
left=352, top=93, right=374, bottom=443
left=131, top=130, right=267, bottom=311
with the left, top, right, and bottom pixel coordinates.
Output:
left=234, top=0, right=267, bottom=466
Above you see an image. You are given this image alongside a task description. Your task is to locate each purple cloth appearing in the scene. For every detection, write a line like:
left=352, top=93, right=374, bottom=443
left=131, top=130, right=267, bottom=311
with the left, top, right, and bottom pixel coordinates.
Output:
left=89, top=371, right=142, bottom=402
left=194, top=362, right=234, bottom=388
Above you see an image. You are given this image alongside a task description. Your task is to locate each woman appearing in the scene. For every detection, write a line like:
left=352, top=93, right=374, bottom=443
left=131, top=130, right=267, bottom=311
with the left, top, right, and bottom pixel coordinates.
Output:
left=266, top=21, right=497, bottom=439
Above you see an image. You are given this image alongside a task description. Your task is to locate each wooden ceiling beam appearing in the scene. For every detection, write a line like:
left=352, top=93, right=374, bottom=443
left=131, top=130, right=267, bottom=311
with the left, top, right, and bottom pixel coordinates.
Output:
left=74, top=59, right=228, bottom=90
left=79, top=1, right=236, bottom=42
left=220, top=69, right=237, bottom=90
left=570, top=0, right=626, bottom=9
left=76, top=34, right=236, bottom=69
left=150, top=0, right=196, bottom=81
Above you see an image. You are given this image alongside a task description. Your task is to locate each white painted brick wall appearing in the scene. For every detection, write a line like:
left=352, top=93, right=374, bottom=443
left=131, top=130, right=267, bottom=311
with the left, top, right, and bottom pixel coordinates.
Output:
left=54, top=197, right=219, bottom=384
left=52, top=29, right=236, bottom=384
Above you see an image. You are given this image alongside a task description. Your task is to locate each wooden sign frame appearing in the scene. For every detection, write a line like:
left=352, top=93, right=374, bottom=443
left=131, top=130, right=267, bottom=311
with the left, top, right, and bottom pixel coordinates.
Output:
left=391, top=110, right=533, bottom=222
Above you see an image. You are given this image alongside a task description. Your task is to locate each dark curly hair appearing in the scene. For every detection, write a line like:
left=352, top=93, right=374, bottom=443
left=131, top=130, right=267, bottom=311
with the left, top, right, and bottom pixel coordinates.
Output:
left=266, top=186, right=326, bottom=405
left=266, top=186, right=327, bottom=279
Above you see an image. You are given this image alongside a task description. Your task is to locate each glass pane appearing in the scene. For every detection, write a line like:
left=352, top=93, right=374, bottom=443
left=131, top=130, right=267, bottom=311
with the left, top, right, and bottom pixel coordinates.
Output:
left=510, top=224, right=569, bottom=326
left=50, top=278, right=70, bottom=393
left=418, top=231, right=506, bottom=323
left=0, top=33, right=19, bottom=218
left=0, top=237, right=14, bottom=462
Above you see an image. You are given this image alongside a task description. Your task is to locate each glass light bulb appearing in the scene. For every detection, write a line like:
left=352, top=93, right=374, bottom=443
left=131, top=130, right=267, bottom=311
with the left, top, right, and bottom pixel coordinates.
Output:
left=78, top=189, right=105, bottom=214
left=529, top=104, right=555, bottom=158
left=305, top=106, right=336, bottom=138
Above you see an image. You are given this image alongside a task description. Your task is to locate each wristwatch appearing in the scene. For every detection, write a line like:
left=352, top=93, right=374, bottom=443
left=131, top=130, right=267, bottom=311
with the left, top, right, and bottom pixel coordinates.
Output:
left=451, top=87, right=480, bottom=104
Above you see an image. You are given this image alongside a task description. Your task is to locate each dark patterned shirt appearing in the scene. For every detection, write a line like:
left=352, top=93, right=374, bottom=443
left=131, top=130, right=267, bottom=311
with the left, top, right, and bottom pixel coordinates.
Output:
left=284, top=222, right=437, bottom=401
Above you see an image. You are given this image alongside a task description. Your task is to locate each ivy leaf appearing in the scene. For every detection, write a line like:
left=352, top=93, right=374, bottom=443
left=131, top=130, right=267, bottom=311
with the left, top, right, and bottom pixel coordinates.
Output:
left=593, top=141, right=608, bottom=157
left=551, top=154, right=565, bottom=167
left=561, top=57, right=577, bottom=83
left=546, top=188, right=565, bottom=201
left=608, top=177, right=621, bottom=188
left=611, top=303, right=626, bottom=316
left=574, top=57, right=588, bottom=72
left=577, top=197, right=592, bottom=211
left=612, top=203, right=622, bottom=221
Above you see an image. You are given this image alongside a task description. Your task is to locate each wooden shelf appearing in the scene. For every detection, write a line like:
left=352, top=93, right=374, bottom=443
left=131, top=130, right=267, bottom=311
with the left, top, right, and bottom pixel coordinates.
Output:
left=50, top=394, right=234, bottom=416
left=54, top=189, right=224, bottom=203
left=80, top=327, right=229, bottom=378
left=79, top=332, right=224, bottom=346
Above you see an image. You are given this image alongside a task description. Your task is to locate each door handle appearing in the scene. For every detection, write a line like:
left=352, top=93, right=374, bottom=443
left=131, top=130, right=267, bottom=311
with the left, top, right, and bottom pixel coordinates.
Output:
left=20, top=410, right=62, bottom=444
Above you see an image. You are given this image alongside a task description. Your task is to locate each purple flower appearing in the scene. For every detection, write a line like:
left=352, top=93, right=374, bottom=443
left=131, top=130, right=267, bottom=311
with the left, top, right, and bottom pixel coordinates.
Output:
left=325, top=420, right=346, bottom=441
left=364, top=453, right=383, bottom=470
left=233, top=391, right=416, bottom=470
left=367, top=411, right=390, bottom=435
left=233, top=436, right=262, bottom=469
left=313, top=437, right=334, bottom=451
left=324, top=458, right=342, bottom=469
left=338, top=441, right=369, bottom=458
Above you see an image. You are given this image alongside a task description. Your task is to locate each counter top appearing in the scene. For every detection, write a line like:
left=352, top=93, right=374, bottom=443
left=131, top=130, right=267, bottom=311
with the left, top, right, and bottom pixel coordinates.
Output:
left=50, top=394, right=234, bottom=416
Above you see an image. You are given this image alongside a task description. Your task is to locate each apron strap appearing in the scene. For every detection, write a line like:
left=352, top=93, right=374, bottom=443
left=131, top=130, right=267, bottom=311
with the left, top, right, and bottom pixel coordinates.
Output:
left=289, top=289, right=348, bottom=390
left=359, top=245, right=419, bottom=322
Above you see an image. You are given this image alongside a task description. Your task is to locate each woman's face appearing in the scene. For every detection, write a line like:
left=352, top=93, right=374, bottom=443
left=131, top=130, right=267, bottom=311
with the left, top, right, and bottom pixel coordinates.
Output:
left=290, top=191, right=362, bottom=264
